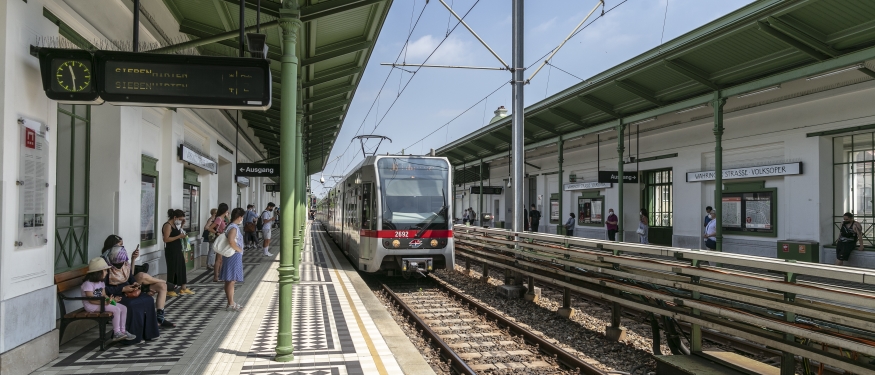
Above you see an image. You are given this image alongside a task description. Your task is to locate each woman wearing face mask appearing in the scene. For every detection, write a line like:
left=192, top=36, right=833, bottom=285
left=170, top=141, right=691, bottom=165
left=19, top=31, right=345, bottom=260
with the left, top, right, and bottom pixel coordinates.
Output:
left=163, top=209, right=194, bottom=295
left=101, top=235, right=176, bottom=328
left=207, top=203, right=229, bottom=282
left=606, top=209, right=619, bottom=241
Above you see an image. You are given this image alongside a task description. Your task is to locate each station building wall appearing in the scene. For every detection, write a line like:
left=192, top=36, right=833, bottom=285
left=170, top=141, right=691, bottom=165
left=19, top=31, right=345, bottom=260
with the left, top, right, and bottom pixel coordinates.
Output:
left=459, top=79, right=875, bottom=269
left=0, top=1, right=277, bottom=373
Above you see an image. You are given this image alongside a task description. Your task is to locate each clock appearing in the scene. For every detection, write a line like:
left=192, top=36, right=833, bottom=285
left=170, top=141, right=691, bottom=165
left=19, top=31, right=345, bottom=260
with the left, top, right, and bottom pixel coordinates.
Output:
left=53, top=60, right=91, bottom=92
left=36, top=47, right=102, bottom=103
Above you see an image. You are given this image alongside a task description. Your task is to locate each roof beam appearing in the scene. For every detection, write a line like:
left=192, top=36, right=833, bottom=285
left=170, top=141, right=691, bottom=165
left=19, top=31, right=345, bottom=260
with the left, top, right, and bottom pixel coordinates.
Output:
left=576, top=95, right=620, bottom=118
left=301, top=41, right=371, bottom=66
left=305, top=100, right=348, bottom=117
left=303, top=67, right=361, bottom=88
left=663, top=60, right=720, bottom=90
left=300, top=0, right=384, bottom=23
left=303, top=86, right=354, bottom=105
left=480, top=133, right=509, bottom=145
left=219, top=0, right=280, bottom=18
left=757, top=20, right=832, bottom=61
left=526, top=118, right=559, bottom=135
left=178, top=20, right=283, bottom=60
left=547, top=108, right=586, bottom=128
left=306, top=117, right=342, bottom=129
left=471, top=139, right=494, bottom=150
left=457, top=145, right=482, bottom=159
left=766, top=17, right=839, bottom=57
left=614, top=80, right=663, bottom=106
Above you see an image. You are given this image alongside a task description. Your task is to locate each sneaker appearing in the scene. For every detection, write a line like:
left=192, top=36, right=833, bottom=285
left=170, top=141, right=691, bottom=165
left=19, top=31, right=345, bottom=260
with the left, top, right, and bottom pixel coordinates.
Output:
left=112, top=331, right=131, bottom=342
left=166, top=291, right=178, bottom=297
left=226, top=303, right=243, bottom=311
left=180, top=288, right=195, bottom=295
left=264, top=252, right=274, bottom=257
left=123, top=331, right=137, bottom=340
left=160, top=319, right=176, bottom=328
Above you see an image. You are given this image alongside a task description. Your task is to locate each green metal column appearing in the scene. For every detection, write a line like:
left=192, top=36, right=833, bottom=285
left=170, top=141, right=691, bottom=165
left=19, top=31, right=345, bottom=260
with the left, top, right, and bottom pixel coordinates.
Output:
left=478, top=160, right=483, bottom=226
left=275, top=2, right=301, bottom=363
left=712, top=93, right=726, bottom=252
left=558, top=137, right=564, bottom=235
left=616, top=120, right=626, bottom=242
left=293, top=107, right=303, bottom=283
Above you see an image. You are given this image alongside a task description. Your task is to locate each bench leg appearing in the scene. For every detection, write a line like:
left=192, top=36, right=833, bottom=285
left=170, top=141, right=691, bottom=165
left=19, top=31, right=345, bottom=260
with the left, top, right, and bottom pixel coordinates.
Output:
left=98, top=320, right=107, bottom=351
left=58, top=320, right=68, bottom=345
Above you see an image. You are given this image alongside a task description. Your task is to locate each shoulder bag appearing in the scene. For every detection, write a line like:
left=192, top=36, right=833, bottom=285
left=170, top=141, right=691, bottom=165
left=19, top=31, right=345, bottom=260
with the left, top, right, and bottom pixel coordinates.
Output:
left=213, top=230, right=236, bottom=257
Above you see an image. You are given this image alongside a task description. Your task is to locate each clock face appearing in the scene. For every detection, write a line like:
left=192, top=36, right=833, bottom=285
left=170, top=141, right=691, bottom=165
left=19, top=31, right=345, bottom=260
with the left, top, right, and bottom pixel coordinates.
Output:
left=53, top=60, right=92, bottom=92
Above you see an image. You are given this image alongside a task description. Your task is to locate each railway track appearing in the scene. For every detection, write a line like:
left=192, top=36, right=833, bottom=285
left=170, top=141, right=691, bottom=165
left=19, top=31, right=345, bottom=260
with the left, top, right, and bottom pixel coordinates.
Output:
left=380, top=276, right=608, bottom=375
left=452, top=249, right=847, bottom=375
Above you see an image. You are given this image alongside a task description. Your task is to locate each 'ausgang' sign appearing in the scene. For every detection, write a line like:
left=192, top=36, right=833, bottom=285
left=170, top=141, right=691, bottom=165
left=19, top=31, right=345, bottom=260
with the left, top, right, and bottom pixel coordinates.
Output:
left=686, top=162, right=802, bottom=182
left=237, top=163, right=280, bottom=177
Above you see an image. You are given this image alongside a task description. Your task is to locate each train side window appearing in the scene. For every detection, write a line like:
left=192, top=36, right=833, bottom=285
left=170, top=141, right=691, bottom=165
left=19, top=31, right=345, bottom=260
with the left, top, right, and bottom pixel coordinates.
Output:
left=361, top=183, right=372, bottom=230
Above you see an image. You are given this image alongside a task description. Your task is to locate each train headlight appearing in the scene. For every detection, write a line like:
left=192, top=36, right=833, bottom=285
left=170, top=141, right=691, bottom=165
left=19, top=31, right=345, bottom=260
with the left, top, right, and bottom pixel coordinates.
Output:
left=402, top=260, right=408, bottom=271
left=430, top=239, right=438, bottom=247
left=392, top=240, right=401, bottom=248
left=427, top=259, right=433, bottom=271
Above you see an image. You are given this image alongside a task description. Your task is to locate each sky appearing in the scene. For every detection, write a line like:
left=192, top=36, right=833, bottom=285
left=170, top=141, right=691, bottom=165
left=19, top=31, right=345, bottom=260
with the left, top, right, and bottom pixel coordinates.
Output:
left=312, top=0, right=755, bottom=196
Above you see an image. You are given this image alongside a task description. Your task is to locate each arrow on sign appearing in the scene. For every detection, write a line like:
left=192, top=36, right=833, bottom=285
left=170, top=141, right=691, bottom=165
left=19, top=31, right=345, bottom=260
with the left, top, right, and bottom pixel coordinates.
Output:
left=236, top=163, right=280, bottom=177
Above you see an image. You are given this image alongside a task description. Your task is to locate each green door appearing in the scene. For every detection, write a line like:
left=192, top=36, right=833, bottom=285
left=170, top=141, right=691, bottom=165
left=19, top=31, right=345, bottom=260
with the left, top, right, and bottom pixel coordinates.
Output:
left=55, top=105, right=91, bottom=272
left=643, top=169, right=673, bottom=246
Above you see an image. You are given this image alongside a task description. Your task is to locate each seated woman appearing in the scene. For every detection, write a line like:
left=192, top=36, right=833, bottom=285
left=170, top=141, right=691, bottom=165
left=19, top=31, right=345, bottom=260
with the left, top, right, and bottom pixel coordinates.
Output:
left=102, top=235, right=175, bottom=328
left=102, top=244, right=161, bottom=343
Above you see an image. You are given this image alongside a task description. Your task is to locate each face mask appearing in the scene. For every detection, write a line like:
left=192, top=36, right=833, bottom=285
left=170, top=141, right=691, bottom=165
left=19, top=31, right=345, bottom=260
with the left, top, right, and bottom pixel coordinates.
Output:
left=609, top=211, right=614, bottom=215
left=174, top=220, right=182, bottom=226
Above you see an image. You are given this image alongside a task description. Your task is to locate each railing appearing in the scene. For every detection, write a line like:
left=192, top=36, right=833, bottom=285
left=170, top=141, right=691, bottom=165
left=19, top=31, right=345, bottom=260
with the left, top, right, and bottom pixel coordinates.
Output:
left=55, top=214, right=89, bottom=273
left=453, top=224, right=875, bottom=374
left=833, top=218, right=875, bottom=247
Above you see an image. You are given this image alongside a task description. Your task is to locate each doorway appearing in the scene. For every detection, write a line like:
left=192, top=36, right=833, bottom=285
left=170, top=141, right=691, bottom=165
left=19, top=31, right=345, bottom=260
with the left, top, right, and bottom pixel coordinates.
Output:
left=642, top=169, right=673, bottom=246
left=55, top=104, right=90, bottom=272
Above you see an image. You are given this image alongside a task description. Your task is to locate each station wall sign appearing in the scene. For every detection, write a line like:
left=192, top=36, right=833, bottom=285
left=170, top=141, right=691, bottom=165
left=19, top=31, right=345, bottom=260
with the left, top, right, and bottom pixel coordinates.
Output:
left=597, top=171, right=638, bottom=184
left=235, top=175, right=250, bottom=186
left=685, top=162, right=802, bottom=182
left=470, top=186, right=503, bottom=195
left=564, top=182, right=612, bottom=191
left=178, top=144, right=217, bottom=173
left=265, top=184, right=280, bottom=192
left=237, top=163, right=280, bottom=177
left=36, top=48, right=271, bottom=110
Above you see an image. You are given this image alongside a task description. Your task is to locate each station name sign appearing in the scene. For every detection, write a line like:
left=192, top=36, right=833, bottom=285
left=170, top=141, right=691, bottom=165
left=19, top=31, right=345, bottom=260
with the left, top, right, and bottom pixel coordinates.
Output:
left=178, top=144, right=217, bottom=173
left=36, top=47, right=271, bottom=110
left=564, top=182, right=612, bottom=191
left=686, top=162, right=802, bottom=182
left=470, top=186, right=503, bottom=195
left=598, top=171, right=638, bottom=184
left=237, top=163, right=280, bottom=177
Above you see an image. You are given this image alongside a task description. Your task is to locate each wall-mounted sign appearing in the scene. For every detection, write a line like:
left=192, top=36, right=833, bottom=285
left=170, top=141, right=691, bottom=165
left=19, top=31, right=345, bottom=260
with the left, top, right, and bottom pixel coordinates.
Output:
left=18, top=118, right=49, bottom=248
left=686, top=162, right=802, bottom=182
left=265, top=183, right=280, bottom=192
left=598, top=171, right=638, bottom=184
left=568, top=173, right=577, bottom=182
left=235, top=175, right=250, bottom=186
left=237, top=163, right=280, bottom=177
left=178, top=144, right=217, bottom=173
left=564, top=182, right=612, bottom=191
left=454, top=194, right=464, bottom=199
left=470, top=186, right=503, bottom=195
left=35, top=47, right=271, bottom=109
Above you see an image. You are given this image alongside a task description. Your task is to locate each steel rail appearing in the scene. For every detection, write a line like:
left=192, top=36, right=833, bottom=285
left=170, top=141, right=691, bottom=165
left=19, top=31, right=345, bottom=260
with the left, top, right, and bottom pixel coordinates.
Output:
left=381, top=284, right=476, bottom=375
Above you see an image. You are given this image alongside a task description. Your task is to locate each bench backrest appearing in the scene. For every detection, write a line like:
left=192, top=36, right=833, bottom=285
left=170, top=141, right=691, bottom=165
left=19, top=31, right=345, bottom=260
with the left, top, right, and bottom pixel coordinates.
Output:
left=55, top=267, right=87, bottom=316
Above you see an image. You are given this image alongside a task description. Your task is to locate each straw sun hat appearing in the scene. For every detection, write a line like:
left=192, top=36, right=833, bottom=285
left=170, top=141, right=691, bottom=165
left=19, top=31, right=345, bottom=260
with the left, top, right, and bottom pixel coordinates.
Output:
left=87, top=257, right=111, bottom=273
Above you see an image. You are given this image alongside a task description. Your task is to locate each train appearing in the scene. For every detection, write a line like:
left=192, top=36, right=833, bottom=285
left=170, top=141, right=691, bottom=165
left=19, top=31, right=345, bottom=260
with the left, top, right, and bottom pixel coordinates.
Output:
left=315, top=155, right=454, bottom=276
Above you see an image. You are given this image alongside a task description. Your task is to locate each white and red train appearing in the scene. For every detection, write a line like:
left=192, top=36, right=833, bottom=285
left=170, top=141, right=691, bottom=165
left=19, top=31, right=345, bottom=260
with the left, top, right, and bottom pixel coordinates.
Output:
left=315, top=155, right=454, bottom=276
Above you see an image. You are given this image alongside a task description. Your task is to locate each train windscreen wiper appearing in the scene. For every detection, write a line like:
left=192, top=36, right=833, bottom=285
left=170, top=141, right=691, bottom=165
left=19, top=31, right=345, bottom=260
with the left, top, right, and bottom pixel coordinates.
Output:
left=415, top=189, right=447, bottom=239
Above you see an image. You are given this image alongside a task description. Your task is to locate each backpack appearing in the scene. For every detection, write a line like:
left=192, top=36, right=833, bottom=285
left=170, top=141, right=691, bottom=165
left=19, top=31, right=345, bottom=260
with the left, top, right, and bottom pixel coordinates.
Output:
left=531, top=210, right=541, bottom=222
left=213, top=230, right=236, bottom=257
left=202, top=217, right=215, bottom=242
left=256, top=211, right=267, bottom=230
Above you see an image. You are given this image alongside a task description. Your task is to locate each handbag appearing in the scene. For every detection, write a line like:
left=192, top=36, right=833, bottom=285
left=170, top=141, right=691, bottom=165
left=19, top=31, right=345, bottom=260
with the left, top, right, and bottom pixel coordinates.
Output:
left=636, top=227, right=646, bottom=235
left=213, top=232, right=236, bottom=257
left=244, top=222, right=256, bottom=233
left=124, top=287, right=141, bottom=299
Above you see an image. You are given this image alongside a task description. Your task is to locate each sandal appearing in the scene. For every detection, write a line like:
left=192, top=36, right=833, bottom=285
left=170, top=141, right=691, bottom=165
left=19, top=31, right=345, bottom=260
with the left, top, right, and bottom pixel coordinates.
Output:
left=226, top=303, right=243, bottom=311
left=160, top=319, right=176, bottom=328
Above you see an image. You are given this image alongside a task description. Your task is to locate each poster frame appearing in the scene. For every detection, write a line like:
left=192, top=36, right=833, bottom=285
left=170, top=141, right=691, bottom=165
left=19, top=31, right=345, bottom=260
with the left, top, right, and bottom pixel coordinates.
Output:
left=719, top=181, right=778, bottom=237
left=141, top=155, right=160, bottom=246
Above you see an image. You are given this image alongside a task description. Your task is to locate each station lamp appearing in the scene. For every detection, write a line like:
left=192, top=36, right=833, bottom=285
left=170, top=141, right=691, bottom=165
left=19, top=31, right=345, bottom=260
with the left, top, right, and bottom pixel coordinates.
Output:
left=246, top=33, right=268, bottom=59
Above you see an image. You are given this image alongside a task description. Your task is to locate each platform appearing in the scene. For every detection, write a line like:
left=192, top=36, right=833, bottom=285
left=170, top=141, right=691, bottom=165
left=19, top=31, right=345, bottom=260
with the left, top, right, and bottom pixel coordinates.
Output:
left=32, top=224, right=433, bottom=375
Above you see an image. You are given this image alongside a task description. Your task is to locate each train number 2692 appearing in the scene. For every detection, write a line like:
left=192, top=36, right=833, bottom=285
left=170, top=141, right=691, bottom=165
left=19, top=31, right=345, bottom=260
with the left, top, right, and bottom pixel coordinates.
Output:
left=395, top=231, right=409, bottom=238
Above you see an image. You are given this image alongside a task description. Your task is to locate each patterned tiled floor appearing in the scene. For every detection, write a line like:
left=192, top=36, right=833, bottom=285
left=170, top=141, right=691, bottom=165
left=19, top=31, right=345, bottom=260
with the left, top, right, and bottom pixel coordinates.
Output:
left=36, top=224, right=407, bottom=375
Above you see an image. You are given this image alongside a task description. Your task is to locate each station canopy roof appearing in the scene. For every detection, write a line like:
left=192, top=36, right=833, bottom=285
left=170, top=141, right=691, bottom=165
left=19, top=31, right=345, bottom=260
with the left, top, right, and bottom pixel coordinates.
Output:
left=436, top=0, right=875, bottom=167
left=163, top=0, right=392, bottom=173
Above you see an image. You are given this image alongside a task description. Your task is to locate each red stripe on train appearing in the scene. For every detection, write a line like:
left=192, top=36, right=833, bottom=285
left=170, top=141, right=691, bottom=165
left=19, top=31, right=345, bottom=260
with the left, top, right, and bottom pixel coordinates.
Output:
left=359, top=230, right=453, bottom=238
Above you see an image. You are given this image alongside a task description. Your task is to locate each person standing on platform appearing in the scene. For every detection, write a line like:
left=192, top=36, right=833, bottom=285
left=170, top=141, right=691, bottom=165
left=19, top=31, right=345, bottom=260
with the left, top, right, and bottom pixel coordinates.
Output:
left=244, top=204, right=258, bottom=250
left=703, top=210, right=717, bottom=250
left=163, top=209, right=194, bottom=295
left=606, top=208, right=618, bottom=241
left=260, top=202, right=276, bottom=257
left=835, top=212, right=864, bottom=266
left=203, top=209, right=217, bottom=272
left=222, top=208, right=246, bottom=311
left=529, top=204, right=541, bottom=233
left=704, top=206, right=713, bottom=228
left=207, top=203, right=229, bottom=282
left=637, top=208, right=649, bottom=244
left=564, top=213, right=576, bottom=237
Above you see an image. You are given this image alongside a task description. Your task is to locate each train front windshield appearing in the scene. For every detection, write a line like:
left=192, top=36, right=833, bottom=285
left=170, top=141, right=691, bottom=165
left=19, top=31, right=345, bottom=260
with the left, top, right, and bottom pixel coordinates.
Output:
left=378, top=158, right=450, bottom=231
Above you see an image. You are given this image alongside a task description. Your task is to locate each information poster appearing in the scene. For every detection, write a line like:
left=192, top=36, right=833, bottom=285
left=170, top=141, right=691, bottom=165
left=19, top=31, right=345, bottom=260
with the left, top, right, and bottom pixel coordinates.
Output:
left=591, top=200, right=602, bottom=223
left=577, top=197, right=604, bottom=225
left=550, top=200, right=560, bottom=221
left=182, top=187, right=191, bottom=232
left=722, top=192, right=773, bottom=233
left=141, top=175, right=156, bottom=241
left=18, top=122, right=49, bottom=248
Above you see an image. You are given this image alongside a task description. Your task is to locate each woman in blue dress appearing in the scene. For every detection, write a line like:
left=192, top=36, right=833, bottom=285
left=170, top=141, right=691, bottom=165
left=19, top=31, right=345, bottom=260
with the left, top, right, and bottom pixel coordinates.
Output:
left=221, top=207, right=246, bottom=311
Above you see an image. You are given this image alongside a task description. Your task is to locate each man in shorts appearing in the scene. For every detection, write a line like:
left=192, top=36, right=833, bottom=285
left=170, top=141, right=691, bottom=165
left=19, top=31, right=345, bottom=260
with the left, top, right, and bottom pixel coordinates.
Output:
left=261, top=202, right=276, bottom=257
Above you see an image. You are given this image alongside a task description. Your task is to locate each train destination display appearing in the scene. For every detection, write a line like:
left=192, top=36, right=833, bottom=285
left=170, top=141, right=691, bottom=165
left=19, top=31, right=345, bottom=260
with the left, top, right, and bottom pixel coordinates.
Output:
left=36, top=48, right=271, bottom=110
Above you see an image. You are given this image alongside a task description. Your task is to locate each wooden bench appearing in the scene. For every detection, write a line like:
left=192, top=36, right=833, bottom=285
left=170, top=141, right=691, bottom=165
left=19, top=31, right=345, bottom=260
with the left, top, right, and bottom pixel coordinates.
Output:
left=56, top=267, right=113, bottom=351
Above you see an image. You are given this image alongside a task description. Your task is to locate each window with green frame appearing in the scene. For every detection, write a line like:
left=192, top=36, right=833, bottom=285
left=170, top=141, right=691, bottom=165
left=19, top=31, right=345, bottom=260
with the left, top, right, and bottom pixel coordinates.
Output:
left=834, top=132, right=875, bottom=246
left=141, top=156, right=159, bottom=247
left=644, top=169, right=673, bottom=227
left=55, top=104, right=90, bottom=273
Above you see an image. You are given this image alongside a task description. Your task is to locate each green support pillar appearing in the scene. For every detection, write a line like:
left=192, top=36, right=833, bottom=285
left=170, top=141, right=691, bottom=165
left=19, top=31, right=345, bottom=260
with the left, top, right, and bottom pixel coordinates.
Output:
left=712, top=94, right=726, bottom=252
left=478, top=160, right=483, bottom=226
left=293, top=107, right=303, bottom=283
left=275, top=2, right=301, bottom=363
left=616, top=120, right=626, bottom=242
left=558, top=136, right=564, bottom=235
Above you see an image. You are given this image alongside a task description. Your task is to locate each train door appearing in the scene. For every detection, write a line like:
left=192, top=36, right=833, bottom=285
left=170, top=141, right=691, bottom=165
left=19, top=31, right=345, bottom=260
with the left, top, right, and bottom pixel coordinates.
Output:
left=359, top=182, right=375, bottom=261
